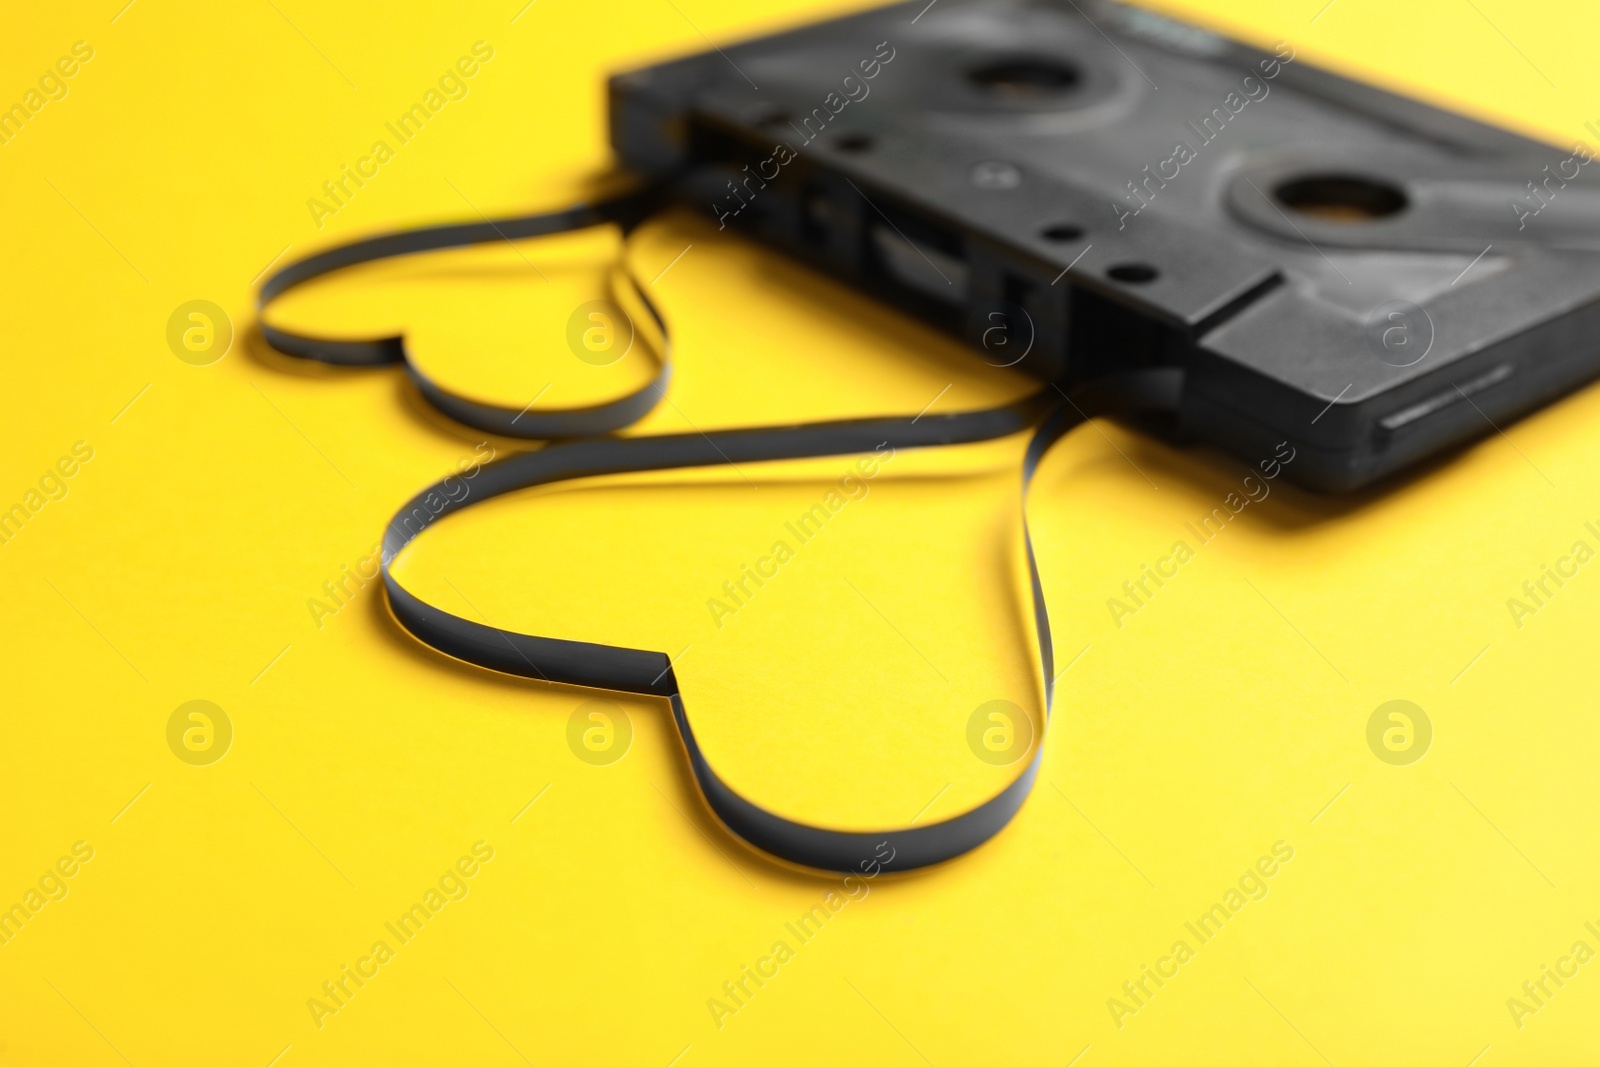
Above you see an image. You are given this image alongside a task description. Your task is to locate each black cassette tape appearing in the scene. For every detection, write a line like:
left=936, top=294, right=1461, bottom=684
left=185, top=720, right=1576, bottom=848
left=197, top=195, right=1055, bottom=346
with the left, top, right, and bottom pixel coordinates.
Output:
left=609, top=0, right=1600, bottom=491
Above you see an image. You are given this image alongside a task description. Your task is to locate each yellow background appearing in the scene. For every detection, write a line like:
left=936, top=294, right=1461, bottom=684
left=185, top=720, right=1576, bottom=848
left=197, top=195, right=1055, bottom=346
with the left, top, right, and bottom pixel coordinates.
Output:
left=3, top=0, right=1599, bottom=1063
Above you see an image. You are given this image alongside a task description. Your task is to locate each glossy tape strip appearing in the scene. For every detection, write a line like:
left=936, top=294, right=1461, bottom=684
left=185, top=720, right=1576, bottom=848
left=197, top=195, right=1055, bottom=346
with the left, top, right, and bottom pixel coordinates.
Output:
left=256, top=189, right=1181, bottom=873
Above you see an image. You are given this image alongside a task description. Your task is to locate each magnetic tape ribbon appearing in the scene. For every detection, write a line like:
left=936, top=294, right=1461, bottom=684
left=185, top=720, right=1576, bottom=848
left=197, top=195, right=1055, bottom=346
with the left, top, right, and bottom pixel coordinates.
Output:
left=257, top=186, right=1181, bottom=874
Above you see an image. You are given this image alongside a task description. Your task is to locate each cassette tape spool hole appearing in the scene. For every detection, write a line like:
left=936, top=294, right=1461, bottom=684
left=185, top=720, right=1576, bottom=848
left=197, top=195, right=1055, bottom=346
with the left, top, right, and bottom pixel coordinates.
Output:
left=967, top=57, right=1082, bottom=99
left=1274, top=174, right=1408, bottom=222
left=898, top=44, right=1120, bottom=118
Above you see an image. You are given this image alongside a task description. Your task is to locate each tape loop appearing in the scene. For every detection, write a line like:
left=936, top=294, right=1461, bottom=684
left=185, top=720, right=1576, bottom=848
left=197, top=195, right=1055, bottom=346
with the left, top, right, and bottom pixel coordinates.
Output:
left=257, top=189, right=1179, bottom=873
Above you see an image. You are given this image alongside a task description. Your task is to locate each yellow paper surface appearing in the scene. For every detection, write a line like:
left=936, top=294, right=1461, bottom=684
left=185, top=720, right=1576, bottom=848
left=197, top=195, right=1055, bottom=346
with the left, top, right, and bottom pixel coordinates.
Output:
left=3, top=1, right=1599, bottom=1063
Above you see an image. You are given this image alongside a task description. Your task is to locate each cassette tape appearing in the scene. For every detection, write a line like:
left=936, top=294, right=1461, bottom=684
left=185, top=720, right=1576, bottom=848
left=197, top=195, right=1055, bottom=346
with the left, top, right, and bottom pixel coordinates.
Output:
left=608, top=0, right=1600, bottom=491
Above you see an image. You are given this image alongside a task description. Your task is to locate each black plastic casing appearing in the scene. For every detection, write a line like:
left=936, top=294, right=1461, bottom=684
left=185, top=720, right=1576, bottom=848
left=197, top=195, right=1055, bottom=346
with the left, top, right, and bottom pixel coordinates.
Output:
left=608, top=0, right=1600, bottom=491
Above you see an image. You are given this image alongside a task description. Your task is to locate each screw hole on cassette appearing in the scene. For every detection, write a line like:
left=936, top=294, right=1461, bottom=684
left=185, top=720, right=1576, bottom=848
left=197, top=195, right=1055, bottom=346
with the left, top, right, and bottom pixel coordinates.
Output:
left=835, top=133, right=873, bottom=153
left=1040, top=223, right=1085, bottom=242
left=967, top=57, right=1081, bottom=98
left=1107, top=263, right=1159, bottom=284
left=1274, top=174, right=1408, bottom=222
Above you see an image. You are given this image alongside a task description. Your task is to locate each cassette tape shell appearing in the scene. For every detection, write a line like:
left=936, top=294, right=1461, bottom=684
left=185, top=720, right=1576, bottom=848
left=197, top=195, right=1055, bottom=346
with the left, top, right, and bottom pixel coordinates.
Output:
left=610, top=0, right=1600, bottom=491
